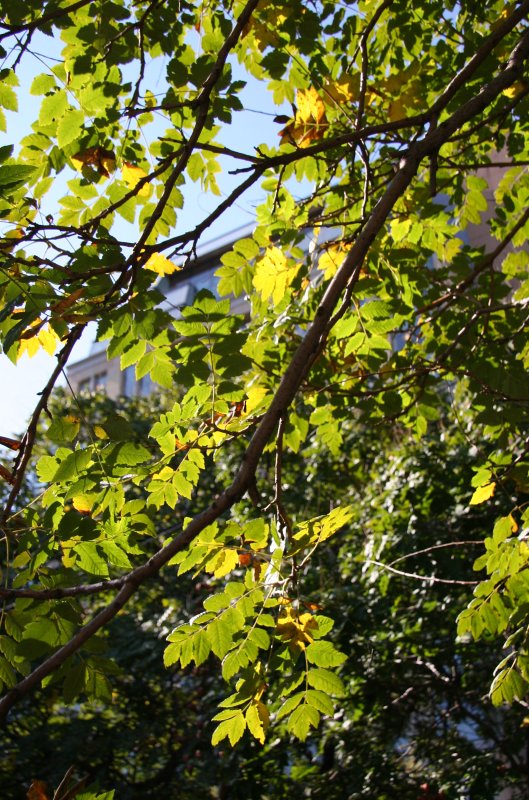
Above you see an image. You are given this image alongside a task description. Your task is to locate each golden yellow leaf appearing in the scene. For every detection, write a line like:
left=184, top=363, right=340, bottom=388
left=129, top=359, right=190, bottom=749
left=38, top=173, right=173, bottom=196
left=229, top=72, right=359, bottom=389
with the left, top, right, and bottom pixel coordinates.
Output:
left=276, top=606, right=319, bottom=651
left=145, top=252, right=181, bottom=276
left=280, top=88, right=328, bottom=147
left=470, top=482, right=496, bottom=505
left=253, top=246, right=300, bottom=305
left=17, top=335, right=40, bottom=359
left=323, top=74, right=359, bottom=104
left=37, top=324, right=60, bottom=356
left=17, top=322, right=60, bottom=360
left=503, top=81, right=527, bottom=99
left=72, top=494, right=92, bottom=514
left=388, top=97, right=406, bottom=122
left=245, top=385, right=269, bottom=415
left=279, top=121, right=322, bottom=148
left=93, top=425, right=109, bottom=439
left=376, top=67, right=423, bottom=121
left=208, top=548, right=239, bottom=578
left=122, top=162, right=152, bottom=197
left=245, top=700, right=269, bottom=744
left=297, top=87, right=326, bottom=123
left=318, top=244, right=350, bottom=280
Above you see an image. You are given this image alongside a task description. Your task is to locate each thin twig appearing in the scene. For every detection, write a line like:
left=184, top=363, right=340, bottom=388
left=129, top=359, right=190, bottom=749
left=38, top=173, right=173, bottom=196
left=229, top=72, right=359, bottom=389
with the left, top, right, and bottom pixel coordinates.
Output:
left=366, top=559, right=478, bottom=585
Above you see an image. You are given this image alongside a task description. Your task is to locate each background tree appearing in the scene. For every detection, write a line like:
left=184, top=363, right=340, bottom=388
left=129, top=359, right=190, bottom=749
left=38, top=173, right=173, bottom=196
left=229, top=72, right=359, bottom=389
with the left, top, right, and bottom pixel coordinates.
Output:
left=0, top=1, right=529, bottom=795
left=2, top=389, right=528, bottom=798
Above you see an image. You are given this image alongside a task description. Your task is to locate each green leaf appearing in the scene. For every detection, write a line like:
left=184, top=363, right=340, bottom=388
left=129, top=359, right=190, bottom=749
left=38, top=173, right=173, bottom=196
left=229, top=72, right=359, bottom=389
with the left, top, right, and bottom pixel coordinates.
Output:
left=74, top=543, right=110, bottom=577
left=248, top=627, right=270, bottom=650
left=208, top=618, right=234, bottom=659
left=305, top=689, right=334, bottom=715
left=305, top=641, right=347, bottom=667
left=0, top=164, right=36, bottom=194
left=39, top=90, right=68, bottom=124
left=30, top=74, right=56, bottom=95
left=211, top=710, right=246, bottom=746
left=57, top=108, right=85, bottom=148
left=222, top=648, right=247, bottom=681
left=287, top=703, right=320, bottom=741
left=276, top=692, right=304, bottom=720
left=307, top=668, right=345, bottom=696
left=0, top=84, right=17, bottom=112
left=0, top=656, right=16, bottom=689
left=490, top=667, right=528, bottom=706
left=53, top=449, right=93, bottom=482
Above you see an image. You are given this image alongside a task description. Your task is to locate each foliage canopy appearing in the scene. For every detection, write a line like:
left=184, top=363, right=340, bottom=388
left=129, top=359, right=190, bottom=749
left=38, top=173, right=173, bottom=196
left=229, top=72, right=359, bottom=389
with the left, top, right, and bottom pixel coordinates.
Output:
left=1, top=0, right=529, bottom=795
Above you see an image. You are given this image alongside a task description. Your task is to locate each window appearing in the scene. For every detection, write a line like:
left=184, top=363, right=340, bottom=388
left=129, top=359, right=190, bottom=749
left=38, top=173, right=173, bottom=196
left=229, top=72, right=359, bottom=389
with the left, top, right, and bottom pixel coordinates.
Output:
left=138, top=374, right=152, bottom=397
left=94, top=371, right=107, bottom=390
left=122, top=366, right=136, bottom=396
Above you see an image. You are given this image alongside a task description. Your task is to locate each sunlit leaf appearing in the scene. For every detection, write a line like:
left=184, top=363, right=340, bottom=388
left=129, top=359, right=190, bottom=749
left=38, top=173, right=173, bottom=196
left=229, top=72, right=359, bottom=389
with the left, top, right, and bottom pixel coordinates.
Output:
left=145, top=252, right=181, bottom=276
left=470, top=482, right=496, bottom=506
left=122, top=163, right=152, bottom=197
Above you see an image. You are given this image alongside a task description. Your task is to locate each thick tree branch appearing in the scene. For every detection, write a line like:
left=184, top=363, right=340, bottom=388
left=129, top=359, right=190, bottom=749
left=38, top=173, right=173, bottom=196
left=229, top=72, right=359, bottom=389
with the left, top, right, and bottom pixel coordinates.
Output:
left=0, top=577, right=127, bottom=600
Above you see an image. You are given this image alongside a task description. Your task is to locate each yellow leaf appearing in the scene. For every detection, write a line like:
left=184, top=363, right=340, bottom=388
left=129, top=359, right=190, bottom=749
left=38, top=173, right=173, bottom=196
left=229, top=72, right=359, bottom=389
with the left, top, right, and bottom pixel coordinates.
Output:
left=17, top=321, right=60, bottom=359
left=470, top=482, right=496, bottom=505
left=318, top=244, right=350, bottom=279
left=297, top=87, right=326, bottom=123
left=145, top=252, right=181, bottom=276
left=324, top=75, right=360, bottom=105
left=503, top=81, right=527, bottom=99
left=280, top=87, right=328, bottom=147
left=17, top=335, right=41, bottom=359
left=152, top=465, right=174, bottom=481
left=211, top=548, right=239, bottom=578
left=37, top=324, right=60, bottom=356
left=388, top=97, right=406, bottom=122
left=280, top=120, right=324, bottom=148
left=245, top=700, right=269, bottom=744
left=122, top=162, right=152, bottom=197
left=0, top=227, right=24, bottom=253
left=276, top=606, right=319, bottom=651
left=324, top=74, right=360, bottom=104
left=245, top=385, right=269, bottom=415
left=253, top=246, right=300, bottom=305
left=93, top=425, right=109, bottom=439
left=72, top=494, right=92, bottom=513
